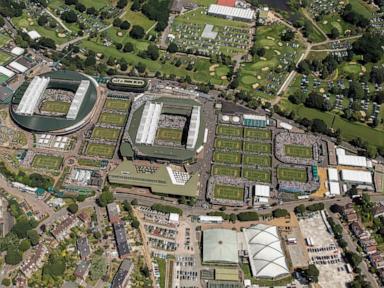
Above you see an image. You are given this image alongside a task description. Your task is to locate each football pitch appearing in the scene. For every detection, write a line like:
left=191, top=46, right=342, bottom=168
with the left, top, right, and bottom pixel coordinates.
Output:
left=156, top=128, right=183, bottom=142
left=277, top=167, right=308, bottom=182
left=216, top=125, right=243, bottom=137
left=213, top=151, right=242, bottom=164
left=214, top=138, right=242, bottom=150
left=244, top=128, right=271, bottom=140
left=242, top=168, right=271, bottom=182
left=99, top=112, right=126, bottom=126
left=86, top=143, right=115, bottom=158
left=214, top=184, right=244, bottom=201
left=104, top=98, right=131, bottom=111
left=243, top=155, right=271, bottom=167
left=91, top=127, right=120, bottom=141
left=243, top=141, right=272, bottom=154
left=285, top=144, right=313, bottom=158
left=31, top=154, right=63, bottom=170
left=40, top=101, right=70, bottom=114
left=212, top=165, right=241, bottom=177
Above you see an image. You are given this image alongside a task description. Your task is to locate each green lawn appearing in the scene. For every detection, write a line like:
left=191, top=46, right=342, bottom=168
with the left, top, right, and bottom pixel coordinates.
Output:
left=78, top=158, right=102, bottom=167
left=32, top=154, right=63, bottom=170
left=213, top=151, right=242, bottom=164
left=243, top=128, right=271, bottom=140
left=122, top=3, right=156, bottom=32
left=86, top=143, right=115, bottom=158
left=243, top=141, right=272, bottom=154
left=40, top=101, right=71, bottom=114
left=284, top=144, right=313, bottom=158
left=216, top=125, right=243, bottom=137
left=156, top=128, right=183, bottom=142
left=243, top=155, right=271, bottom=167
left=214, top=184, right=244, bottom=201
left=98, top=112, right=126, bottom=126
left=79, top=0, right=112, bottom=9
left=348, top=0, right=375, bottom=18
left=242, top=168, right=271, bottom=182
left=104, top=98, right=131, bottom=111
left=0, top=33, right=11, bottom=47
left=214, top=138, right=242, bottom=150
left=212, top=165, right=241, bottom=177
left=277, top=167, right=308, bottom=182
left=0, top=51, right=12, bottom=65
left=155, top=258, right=166, bottom=288
left=91, top=127, right=120, bottom=141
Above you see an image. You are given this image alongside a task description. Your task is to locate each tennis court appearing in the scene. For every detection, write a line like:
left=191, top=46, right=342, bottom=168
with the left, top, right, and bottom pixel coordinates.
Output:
left=213, top=151, right=242, bottom=164
left=214, top=184, right=244, bottom=201
left=277, top=167, right=308, bottom=182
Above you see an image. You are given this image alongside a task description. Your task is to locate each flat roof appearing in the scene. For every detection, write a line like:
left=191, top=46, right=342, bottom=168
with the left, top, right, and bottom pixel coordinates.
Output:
left=215, top=268, right=239, bottom=281
left=203, top=229, right=238, bottom=264
left=341, top=169, right=372, bottom=184
left=327, top=168, right=339, bottom=182
left=208, top=4, right=255, bottom=20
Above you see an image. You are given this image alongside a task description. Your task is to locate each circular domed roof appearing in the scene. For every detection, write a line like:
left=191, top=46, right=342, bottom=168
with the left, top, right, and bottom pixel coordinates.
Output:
left=222, top=115, right=230, bottom=121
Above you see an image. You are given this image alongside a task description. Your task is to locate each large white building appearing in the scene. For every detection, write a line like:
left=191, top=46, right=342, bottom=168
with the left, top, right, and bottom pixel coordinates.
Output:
left=243, top=224, right=289, bottom=278
left=208, top=4, right=255, bottom=22
left=66, top=80, right=90, bottom=120
left=186, top=106, right=200, bottom=149
left=336, top=148, right=370, bottom=168
left=16, top=76, right=50, bottom=116
left=135, top=102, right=163, bottom=145
left=340, top=169, right=373, bottom=184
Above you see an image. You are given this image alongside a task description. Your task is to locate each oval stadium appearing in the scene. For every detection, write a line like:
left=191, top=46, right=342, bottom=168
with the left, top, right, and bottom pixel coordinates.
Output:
left=10, top=70, right=98, bottom=134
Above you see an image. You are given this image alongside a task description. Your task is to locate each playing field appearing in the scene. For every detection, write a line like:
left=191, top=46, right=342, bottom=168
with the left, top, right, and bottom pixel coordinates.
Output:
left=213, top=184, right=244, bottom=201
left=244, top=128, right=271, bottom=140
left=40, top=101, right=70, bottom=114
left=156, top=128, right=183, bottom=142
left=277, top=167, right=308, bottom=182
left=243, top=141, right=272, bottom=154
left=215, top=138, right=242, bottom=150
left=285, top=144, right=313, bottom=158
left=243, top=155, right=271, bottom=167
left=213, top=151, right=242, bottom=164
left=216, top=125, right=243, bottom=137
left=242, top=168, right=271, bottom=182
left=91, top=127, right=120, bottom=141
left=99, top=112, right=126, bottom=126
left=31, top=154, right=63, bottom=170
left=212, top=165, right=241, bottom=177
left=86, top=143, right=115, bottom=158
left=78, top=158, right=102, bottom=167
left=104, top=98, right=131, bottom=111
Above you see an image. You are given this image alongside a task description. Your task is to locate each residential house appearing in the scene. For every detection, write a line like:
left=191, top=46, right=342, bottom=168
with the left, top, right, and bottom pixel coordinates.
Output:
left=77, top=237, right=91, bottom=260
left=51, top=214, right=80, bottom=241
left=370, top=253, right=384, bottom=269
left=373, top=204, right=384, bottom=218
left=113, top=222, right=130, bottom=259
left=107, top=203, right=120, bottom=224
left=111, top=259, right=134, bottom=288
left=360, top=239, right=377, bottom=255
left=20, top=244, right=48, bottom=278
left=74, top=260, right=91, bottom=280
left=350, top=222, right=370, bottom=240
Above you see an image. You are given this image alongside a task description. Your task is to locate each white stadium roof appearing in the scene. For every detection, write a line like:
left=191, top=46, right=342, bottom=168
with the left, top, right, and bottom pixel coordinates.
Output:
left=187, top=106, right=200, bottom=149
left=27, top=30, right=41, bottom=40
left=11, top=47, right=25, bottom=56
left=16, top=76, right=50, bottom=115
left=0, top=66, right=15, bottom=78
left=136, top=102, right=163, bottom=145
left=8, top=61, right=28, bottom=73
left=327, top=168, right=339, bottom=182
left=243, top=224, right=289, bottom=278
left=208, top=4, right=255, bottom=21
left=66, top=80, right=90, bottom=120
left=336, top=148, right=367, bottom=168
left=203, top=229, right=238, bottom=264
left=340, top=169, right=372, bottom=184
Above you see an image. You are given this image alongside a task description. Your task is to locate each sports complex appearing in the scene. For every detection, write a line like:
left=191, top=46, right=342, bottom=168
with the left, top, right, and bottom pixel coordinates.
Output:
left=10, top=70, right=98, bottom=134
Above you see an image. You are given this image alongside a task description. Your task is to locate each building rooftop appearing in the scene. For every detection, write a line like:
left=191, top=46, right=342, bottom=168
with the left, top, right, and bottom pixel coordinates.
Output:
left=203, top=229, right=238, bottom=264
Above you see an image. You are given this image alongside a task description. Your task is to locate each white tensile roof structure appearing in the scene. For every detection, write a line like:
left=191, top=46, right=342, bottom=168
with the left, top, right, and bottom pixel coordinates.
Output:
left=135, top=102, right=163, bottom=145
left=203, top=229, right=238, bottom=264
left=208, top=4, right=255, bottom=21
left=16, top=76, right=50, bottom=115
left=8, top=61, right=28, bottom=73
left=336, top=148, right=367, bottom=168
left=327, top=168, right=339, bottom=182
left=243, top=224, right=289, bottom=278
left=340, top=169, right=372, bottom=184
left=0, top=66, right=15, bottom=78
left=11, top=47, right=25, bottom=56
left=66, top=80, right=90, bottom=120
left=186, top=105, right=200, bottom=149
left=27, top=30, right=41, bottom=40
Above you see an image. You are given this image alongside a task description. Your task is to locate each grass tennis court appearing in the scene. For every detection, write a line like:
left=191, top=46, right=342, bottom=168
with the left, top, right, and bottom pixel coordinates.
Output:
left=0, top=74, right=9, bottom=84
left=0, top=51, right=11, bottom=65
left=86, top=143, right=115, bottom=158
left=243, top=155, right=271, bottom=167
left=40, top=101, right=70, bottom=114
left=98, top=112, right=126, bottom=126
left=277, top=167, right=308, bottom=182
left=285, top=144, right=313, bottom=158
left=212, top=165, right=241, bottom=177
left=91, top=127, right=120, bottom=141
left=214, top=184, right=244, bottom=201
left=104, top=98, right=131, bottom=111
left=213, top=151, right=242, bottom=164
left=216, top=125, right=243, bottom=137
left=78, top=158, right=102, bottom=167
left=243, top=141, right=272, bottom=154
left=242, top=168, right=271, bottom=182
left=156, top=128, right=183, bottom=142
left=31, top=154, right=63, bottom=170
left=214, top=138, right=242, bottom=150
left=244, top=128, right=271, bottom=140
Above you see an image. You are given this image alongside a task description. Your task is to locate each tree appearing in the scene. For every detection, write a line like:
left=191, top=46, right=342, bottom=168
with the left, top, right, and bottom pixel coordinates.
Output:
left=131, top=199, right=138, bottom=206
left=60, top=10, right=78, bottom=23
left=140, top=266, right=150, bottom=277
left=272, top=208, right=289, bottom=218
left=37, top=15, right=48, bottom=26
left=67, top=203, right=78, bottom=214
left=0, top=17, right=4, bottom=27
left=237, top=211, right=259, bottom=221
left=12, top=218, right=37, bottom=239
left=116, top=0, right=128, bottom=9
left=304, top=264, right=319, bottom=282
left=305, top=92, right=329, bottom=111
left=27, top=230, right=40, bottom=246
left=281, top=30, right=294, bottom=41
left=130, top=25, right=145, bottom=39
left=294, top=204, right=306, bottom=215
left=113, top=18, right=122, bottom=27
left=346, top=251, right=362, bottom=268
left=89, top=255, right=107, bottom=281
left=1, top=278, right=10, bottom=287
left=119, top=20, right=130, bottom=30
left=85, top=55, right=96, bottom=67
left=75, top=2, right=86, bottom=12
left=353, top=33, right=384, bottom=63
left=86, top=7, right=96, bottom=15
left=167, top=42, right=178, bottom=53
left=329, top=27, right=340, bottom=39
left=371, top=67, right=384, bottom=85
left=311, top=119, right=328, bottom=134
left=43, top=254, right=66, bottom=277
left=131, top=0, right=141, bottom=10
left=38, top=37, right=56, bottom=49
left=136, top=62, right=146, bottom=73
left=19, top=239, right=31, bottom=252
left=5, top=248, right=22, bottom=265
left=145, top=43, right=159, bottom=60
left=123, top=42, right=134, bottom=52
left=131, top=219, right=140, bottom=229
left=97, top=190, right=114, bottom=207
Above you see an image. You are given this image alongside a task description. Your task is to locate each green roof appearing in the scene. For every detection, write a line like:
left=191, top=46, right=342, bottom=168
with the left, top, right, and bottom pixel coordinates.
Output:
left=108, top=161, right=199, bottom=197
left=215, top=268, right=239, bottom=281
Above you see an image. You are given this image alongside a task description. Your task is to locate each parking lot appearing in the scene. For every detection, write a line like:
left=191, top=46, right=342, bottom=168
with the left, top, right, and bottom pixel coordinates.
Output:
left=299, top=212, right=353, bottom=288
left=173, top=255, right=199, bottom=288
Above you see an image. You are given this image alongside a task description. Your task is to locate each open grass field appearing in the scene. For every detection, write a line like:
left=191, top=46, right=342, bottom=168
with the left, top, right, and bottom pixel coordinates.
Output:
left=213, top=151, right=242, bottom=164
left=0, top=51, right=12, bottom=65
left=32, top=154, right=63, bottom=170
left=91, top=127, right=120, bottom=141
left=243, top=155, right=271, bottom=167
left=78, top=158, right=102, bottom=167
left=79, top=0, right=112, bottom=9
left=242, top=168, right=271, bottom=182
left=0, top=33, right=11, bottom=47
left=212, top=165, right=241, bottom=177
left=348, top=0, right=376, bottom=18
left=216, top=125, right=243, bottom=137
left=284, top=144, right=313, bottom=158
left=213, top=184, right=244, bottom=201
left=98, top=112, right=126, bottom=126
left=104, top=98, right=131, bottom=111
left=243, top=141, right=272, bottom=154
left=122, top=3, right=156, bottom=31
left=86, top=143, right=115, bottom=158
left=156, top=128, right=183, bottom=142
left=40, top=101, right=70, bottom=114
left=243, top=128, right=271, bottom=140
left=277, top=167, right=308, bottom=182
left=214, top=138, right=242, bottom=150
